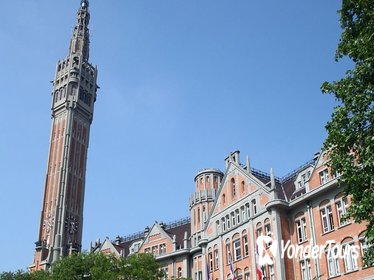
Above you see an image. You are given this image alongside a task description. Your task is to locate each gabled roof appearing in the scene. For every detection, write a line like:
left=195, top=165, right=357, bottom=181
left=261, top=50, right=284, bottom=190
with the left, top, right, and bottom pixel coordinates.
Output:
left=98, top=217, right=191, bottom=257
left=208, top=161, right=272, bottom=221
left=94, top=237, right=122, bottom=257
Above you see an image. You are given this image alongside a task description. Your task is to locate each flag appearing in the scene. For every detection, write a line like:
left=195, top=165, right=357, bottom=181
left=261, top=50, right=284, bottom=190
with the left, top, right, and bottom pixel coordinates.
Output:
left=229, top=253, right=236, bottom=280
left=255, top=245, right=263, bottom=280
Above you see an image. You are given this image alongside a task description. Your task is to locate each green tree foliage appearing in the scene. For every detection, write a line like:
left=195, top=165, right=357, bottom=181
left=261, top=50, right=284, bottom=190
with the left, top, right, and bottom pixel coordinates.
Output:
left=1, top=253, right=163, bottom=280
left=0, top=270, right=50, bottom=280
left=122, top=253, right=164, bottom=280
left=51, top=253, right=163, bottom=280
left=50, top=253, right=122, bottom=280
left=321, top=0, right=374, bottom=265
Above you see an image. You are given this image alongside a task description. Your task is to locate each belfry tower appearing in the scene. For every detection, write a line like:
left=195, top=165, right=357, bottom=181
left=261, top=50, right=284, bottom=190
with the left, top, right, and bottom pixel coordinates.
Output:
left=30, top=0, right=98, bottom=271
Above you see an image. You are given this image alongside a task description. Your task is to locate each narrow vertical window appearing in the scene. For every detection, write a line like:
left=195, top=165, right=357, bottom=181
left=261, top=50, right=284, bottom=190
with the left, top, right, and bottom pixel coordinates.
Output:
left=241, top=206, right=246, bottom=222
left=327, top=247, right=340, bottom=277
left=296, top=217, right=307, bottom=243
left=226, top=241, right=231, bottom=264
left=252, top=199, right=257, bottom=215
left=243, top=235, right=249, bottom=257
left=233, top=238, right=242, bottom=261
left=335, top=196, right=349, bottom=226
left=343, top=243, right=358, bottom=272
left=231, top=212, right=236, bottom=226
left=231, top=178, right=236, bottom=198
left=264, top=220, right=271, bottom=236
left=236, top=209, right=241, bottom=224
left=208, top=250, right=213, bottom=272
left=320, top=204, right=334, bottom=233
left=246, top=203, right=251, bottom=218
left=300, top=259, right=312, bottom=280
left=214, top=247, right=219, bottom=270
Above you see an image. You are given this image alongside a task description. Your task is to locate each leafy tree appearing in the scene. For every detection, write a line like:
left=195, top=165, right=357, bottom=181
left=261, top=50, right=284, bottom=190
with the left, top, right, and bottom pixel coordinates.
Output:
left=1, top=253, right=163, bottom=280
left=50, top=253, right=122, bottom=280
left=321, top=0, right=374, bottom=265
left=51, top=252, right=163, bottom=280
left=121, top=253, right=164, bottom=280
left=0, top=270, right=49, bottom=280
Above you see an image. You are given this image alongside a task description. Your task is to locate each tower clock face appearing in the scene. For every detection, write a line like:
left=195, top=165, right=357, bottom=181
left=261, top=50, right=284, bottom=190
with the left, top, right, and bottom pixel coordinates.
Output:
left=65, top=215, right=79, bottom=235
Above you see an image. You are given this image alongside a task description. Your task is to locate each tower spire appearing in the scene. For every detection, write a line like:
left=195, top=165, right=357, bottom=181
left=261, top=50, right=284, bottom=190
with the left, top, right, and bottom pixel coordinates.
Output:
left=69, top=0, right=91, bottom=61
left=30, top=0, right=98, bottom=271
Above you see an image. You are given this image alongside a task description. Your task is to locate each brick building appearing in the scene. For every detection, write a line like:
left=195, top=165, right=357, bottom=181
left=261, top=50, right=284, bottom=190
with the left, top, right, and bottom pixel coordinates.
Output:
left=29, top=1, right=372, bottom=279
left=92, top=150, right=374, bottom=279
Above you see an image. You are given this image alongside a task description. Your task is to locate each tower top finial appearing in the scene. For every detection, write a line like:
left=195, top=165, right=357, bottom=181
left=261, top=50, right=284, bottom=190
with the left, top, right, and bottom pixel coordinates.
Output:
left=68, top=0, right=91, bottom=61
left=81, top=0, right=89, bottom=9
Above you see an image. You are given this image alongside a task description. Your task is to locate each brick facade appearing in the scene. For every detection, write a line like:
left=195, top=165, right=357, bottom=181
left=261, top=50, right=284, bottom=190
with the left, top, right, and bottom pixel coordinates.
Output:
left=93, top=150, right=374, bottom=280
left=30, top=0, right=98, bottom=271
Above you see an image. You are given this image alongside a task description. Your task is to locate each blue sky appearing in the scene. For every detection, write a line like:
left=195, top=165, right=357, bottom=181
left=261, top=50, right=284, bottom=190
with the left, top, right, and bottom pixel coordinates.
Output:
left=0, top=0, right=350, bottom=272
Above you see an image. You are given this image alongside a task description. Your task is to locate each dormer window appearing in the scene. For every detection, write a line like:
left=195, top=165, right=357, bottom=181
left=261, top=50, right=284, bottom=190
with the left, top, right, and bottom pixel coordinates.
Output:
left=302, top=174, right=306, bottom=183
left=319, top=169, right=330, bottom=185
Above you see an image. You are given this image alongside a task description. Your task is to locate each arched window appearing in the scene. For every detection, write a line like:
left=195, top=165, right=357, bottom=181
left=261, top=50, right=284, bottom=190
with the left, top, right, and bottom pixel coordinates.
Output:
left=177, top=267, right=182, bottom=278
left=295, top=212, right=307, bottom=243
left=214, top=245, right=219, bottom=270
left=241, top=181, right=245, bottom=194
left=359, top=231, right=368, bottom=265
left=222, top=194, right=226, bottom=205
left=244, top=267, right=250, bottom=280
left=320, top=200, right=334, bottom=233
left=326, top=243, right=340, bottom=277
left=335, top=192, right=349, bottom=226
left=208, top=247, right=213, bottom=272
left=231, top=178, right=236, bottom=198
left=197, top=207, right=201, bottom=224
left=251, top=199, right=257, bottom=214
left=256, top=222, right=262, bottom=238
left=235, top=268, right=242, bottom=279
left=242, top=230, right=249, bottom=257
left=341, top=237, right=358, bottom=272
left=232, top=233, right=242, bottom=261
left=264, top=218, right=271, bottom=236
left=225, top=238, right=231, bottom=265
left=245, top=203, right=251, bottom=218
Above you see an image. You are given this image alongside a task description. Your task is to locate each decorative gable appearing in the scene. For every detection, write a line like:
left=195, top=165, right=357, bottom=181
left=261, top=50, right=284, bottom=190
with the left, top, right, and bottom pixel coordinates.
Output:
left=97, top=238, right=121, bottom=257
left=139, top=223, right=174, bottom=255
left=211, top=161, right=271, bottom=217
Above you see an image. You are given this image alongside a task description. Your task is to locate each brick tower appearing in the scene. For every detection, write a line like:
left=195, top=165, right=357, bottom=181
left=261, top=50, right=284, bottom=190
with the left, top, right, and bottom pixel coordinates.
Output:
left=30, top=0, right=98, bottom=271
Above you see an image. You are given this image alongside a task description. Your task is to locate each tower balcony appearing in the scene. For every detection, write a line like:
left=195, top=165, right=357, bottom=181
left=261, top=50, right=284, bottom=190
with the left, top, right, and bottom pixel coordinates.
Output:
left=189, top=189, right=216, bottom=208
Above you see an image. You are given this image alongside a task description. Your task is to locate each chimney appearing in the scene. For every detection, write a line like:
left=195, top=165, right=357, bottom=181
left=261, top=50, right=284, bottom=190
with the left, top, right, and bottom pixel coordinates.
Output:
left=270, top=168, right=275, bottom=189
left=246, top=155, right=251, bottom=174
